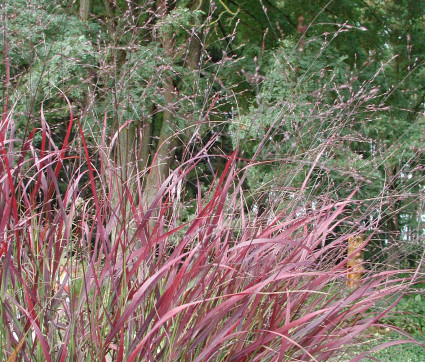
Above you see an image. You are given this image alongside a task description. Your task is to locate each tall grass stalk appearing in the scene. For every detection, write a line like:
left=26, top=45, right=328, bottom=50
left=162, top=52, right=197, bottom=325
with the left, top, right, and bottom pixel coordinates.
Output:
left=0, top=103, right=422, bottom=360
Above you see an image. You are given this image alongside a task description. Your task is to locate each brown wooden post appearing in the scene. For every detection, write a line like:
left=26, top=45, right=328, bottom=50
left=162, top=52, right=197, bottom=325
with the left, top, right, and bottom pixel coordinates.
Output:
left=347, top=236, right=366, bottom=288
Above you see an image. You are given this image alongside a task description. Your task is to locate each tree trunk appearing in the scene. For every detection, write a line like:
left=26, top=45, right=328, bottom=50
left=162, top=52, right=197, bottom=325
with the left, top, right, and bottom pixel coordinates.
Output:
left=142, top=0, right=207, bottom=213
left=103, top=0, right=114, bottom=18
left=143, top=64, right=176, bottom=213
left=138, top=109, right=154, bottom=172
left=79, top=0, right=93, bottom=20
left=187, top=0, right=207, bottom=71
left=142, top=0, right=177, bottom=213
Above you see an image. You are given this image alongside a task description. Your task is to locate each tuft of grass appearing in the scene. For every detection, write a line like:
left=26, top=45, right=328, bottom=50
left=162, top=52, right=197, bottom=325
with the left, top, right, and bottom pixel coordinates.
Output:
left=0, top=102, right=423, bottom=361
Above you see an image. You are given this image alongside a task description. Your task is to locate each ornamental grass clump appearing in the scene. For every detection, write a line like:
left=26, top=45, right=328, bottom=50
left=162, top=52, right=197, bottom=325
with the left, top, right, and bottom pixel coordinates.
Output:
left=0, top=102, right=422, bottom=361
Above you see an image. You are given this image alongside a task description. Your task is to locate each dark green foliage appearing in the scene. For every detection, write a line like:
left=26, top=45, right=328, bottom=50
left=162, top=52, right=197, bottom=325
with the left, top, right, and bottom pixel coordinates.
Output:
left=392, top=292, right=425, bottom=334
left=2, top=0, right=99, bottom=145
